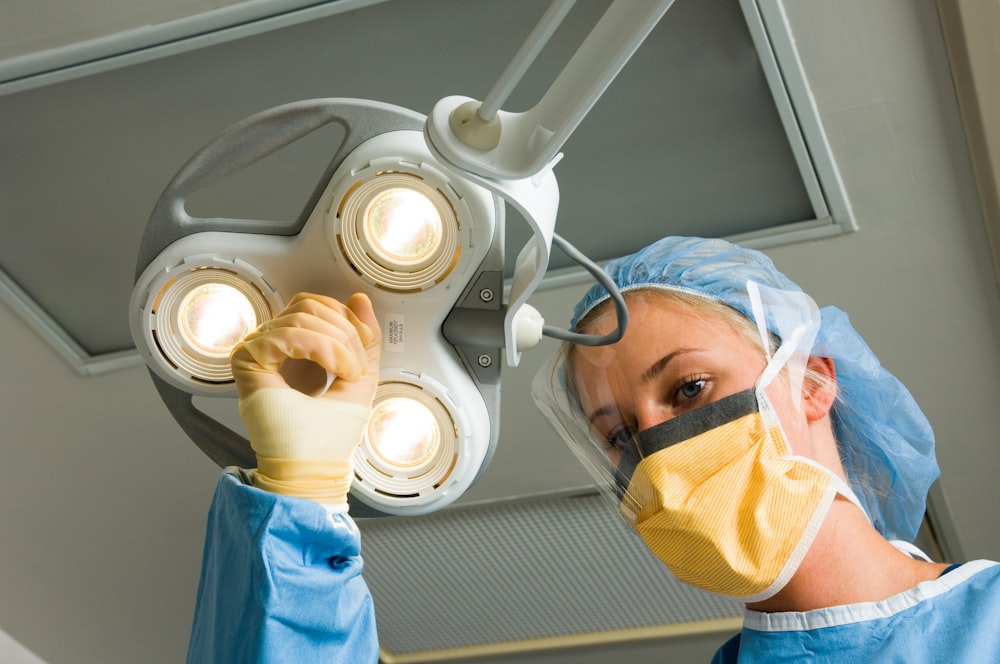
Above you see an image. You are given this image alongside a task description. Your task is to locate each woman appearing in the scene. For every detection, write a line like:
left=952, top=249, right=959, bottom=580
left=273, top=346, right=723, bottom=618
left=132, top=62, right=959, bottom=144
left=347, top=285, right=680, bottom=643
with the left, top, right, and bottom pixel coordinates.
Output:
left=190, top=236, right=1000, bottom=662
left=533, top=236, right=1000, bottom=661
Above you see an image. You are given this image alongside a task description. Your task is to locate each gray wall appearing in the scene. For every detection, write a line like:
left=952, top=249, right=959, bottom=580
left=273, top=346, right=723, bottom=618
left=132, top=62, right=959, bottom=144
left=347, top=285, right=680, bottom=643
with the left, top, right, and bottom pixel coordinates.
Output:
left=770, top=0, right=1000, bottom=563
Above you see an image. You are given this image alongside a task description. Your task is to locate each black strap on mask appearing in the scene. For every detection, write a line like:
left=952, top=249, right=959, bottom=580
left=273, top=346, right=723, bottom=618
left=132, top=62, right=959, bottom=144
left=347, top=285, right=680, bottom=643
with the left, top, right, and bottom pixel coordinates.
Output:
left=615, top=388, right=759, bottom=490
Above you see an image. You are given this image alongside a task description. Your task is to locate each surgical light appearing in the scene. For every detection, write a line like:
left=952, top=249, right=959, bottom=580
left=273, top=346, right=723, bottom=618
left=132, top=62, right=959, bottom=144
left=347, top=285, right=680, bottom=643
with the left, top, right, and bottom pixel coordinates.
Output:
left=368, top=397, right=440, bottom=468
left=132, top=104, right=501, bottom=515
left=351, top=377, right=464, bottom=510
left=132, top=0, right=665, bottom=516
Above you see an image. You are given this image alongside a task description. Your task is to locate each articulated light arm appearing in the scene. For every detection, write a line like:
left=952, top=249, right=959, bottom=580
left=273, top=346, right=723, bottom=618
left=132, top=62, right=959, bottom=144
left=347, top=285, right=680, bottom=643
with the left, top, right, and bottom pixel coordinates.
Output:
left=425, top=0, right=676, bottom=181
left=424, top=0, right=675, bottom=365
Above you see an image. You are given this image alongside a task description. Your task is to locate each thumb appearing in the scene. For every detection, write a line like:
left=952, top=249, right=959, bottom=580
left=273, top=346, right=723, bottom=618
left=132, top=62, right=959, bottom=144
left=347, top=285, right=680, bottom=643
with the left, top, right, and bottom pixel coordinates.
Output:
left=347, top=293, right=381, bottom=363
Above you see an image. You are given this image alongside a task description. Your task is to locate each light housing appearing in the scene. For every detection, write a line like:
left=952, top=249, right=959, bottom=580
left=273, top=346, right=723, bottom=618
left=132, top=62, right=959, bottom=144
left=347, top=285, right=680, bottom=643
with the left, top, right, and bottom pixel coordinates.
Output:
left=131, top=99, right=503, bottom=516
left=352, top=373, right=473, bottom=511
left=132, top=254, right=282, bottom=394
left=337, top=176, right=458, bottom=290
left=328, top=154, right=464, bottom=293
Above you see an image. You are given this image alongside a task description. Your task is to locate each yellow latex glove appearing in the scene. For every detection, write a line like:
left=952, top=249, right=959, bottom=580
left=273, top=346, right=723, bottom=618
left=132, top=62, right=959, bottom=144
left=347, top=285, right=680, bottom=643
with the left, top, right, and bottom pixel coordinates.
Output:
left=230, top=292, right=381, bottom=509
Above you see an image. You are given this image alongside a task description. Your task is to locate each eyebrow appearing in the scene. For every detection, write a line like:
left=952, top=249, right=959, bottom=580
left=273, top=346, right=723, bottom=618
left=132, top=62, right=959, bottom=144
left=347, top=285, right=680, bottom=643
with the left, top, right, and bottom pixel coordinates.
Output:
left=640, top=348, right=699, bottom=384
left=585, top=348, right=700, bottom=424
left=586, top=404, right=619, bottom=425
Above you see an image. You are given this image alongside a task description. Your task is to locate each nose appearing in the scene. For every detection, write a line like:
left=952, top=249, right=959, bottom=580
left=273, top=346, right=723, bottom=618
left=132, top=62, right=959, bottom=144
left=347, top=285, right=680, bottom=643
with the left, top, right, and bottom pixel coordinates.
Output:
left=634, top=400, right=670, bottom=434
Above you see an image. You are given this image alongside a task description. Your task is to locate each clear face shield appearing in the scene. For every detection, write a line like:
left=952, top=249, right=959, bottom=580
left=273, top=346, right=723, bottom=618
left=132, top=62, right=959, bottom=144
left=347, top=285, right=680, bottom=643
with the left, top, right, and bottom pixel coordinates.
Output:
left=532, top=281, right=822, bottom=529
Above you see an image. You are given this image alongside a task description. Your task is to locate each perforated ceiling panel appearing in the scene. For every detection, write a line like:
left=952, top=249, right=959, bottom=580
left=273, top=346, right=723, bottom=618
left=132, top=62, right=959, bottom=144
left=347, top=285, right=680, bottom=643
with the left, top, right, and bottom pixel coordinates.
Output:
left=359, top=491, right=742, bottom=661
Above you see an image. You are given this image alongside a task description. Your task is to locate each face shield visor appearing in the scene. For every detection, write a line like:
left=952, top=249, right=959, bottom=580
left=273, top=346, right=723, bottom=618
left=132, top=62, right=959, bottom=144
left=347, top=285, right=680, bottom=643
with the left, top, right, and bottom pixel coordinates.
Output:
left=532, top=281, right=822, bottom=529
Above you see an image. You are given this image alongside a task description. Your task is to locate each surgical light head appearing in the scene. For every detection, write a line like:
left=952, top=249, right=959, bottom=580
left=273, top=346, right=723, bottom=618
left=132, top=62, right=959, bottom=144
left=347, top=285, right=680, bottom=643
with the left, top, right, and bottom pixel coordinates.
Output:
left=130, top=97, right=628, bottom=517
left=131, top=99, right=508, bottom=516
left=130, top=0, right=673, bottom=517
left=145, top=262, right=278, bottom=385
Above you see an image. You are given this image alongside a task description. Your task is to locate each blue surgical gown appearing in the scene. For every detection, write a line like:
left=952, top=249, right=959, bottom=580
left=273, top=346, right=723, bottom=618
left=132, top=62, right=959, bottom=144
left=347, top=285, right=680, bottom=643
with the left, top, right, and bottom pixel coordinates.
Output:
left=187, top=469, right=379, bottom=663
left=712, top=559, right=1000, bottom=662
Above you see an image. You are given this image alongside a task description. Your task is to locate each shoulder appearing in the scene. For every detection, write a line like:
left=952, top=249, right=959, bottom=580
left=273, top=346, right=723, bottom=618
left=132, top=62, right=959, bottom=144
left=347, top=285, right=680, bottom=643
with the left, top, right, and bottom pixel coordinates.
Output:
left=736, top=561, right=1000, bottom=662
left=942, top=560, right=1000, bottom=610
left=711, top=632, right=741, bottom=664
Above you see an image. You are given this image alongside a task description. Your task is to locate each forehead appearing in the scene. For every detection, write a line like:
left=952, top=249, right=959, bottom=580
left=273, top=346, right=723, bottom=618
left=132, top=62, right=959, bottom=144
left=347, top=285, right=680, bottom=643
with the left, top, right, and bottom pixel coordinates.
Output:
left=570, top=293, right=757, bottom=389
left=578, top=291, right=747, bottom=350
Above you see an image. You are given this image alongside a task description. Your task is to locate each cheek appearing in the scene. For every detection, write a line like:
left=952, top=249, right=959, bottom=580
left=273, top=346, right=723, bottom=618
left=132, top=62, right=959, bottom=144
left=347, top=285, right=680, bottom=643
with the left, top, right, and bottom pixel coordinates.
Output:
left=762, top=379, right=812, bottom=456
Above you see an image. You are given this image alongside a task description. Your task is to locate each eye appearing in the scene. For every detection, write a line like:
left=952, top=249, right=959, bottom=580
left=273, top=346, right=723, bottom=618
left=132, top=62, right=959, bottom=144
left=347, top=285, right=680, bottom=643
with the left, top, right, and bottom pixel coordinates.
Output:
left=604, top=426, right=632, bottom=451
left=675, top=377, right=707, bottom=403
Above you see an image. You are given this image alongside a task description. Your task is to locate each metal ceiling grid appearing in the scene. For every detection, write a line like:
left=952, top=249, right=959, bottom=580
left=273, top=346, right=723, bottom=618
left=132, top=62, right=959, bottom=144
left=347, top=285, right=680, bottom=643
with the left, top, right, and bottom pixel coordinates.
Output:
left=360, top=491, right=742, bottom=662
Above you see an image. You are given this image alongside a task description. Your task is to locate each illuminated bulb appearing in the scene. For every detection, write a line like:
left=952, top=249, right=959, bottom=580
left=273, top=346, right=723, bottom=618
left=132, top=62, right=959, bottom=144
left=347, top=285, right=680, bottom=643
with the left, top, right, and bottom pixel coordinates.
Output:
left=368, top=397, right=441, bottom=467
left=365, top=188, right=443, bottom=265
left=179, top=283, right=257, bottom=355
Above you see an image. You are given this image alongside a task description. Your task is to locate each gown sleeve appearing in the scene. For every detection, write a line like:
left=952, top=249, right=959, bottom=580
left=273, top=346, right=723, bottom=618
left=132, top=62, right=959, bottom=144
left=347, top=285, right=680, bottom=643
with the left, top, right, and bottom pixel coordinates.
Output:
left=187, top=469, right=378, bottom=663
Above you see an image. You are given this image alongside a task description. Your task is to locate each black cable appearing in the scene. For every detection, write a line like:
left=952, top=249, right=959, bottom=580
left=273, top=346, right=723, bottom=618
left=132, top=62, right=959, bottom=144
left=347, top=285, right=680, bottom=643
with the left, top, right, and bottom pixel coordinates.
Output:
left=541, top=233, right=628, bottom=346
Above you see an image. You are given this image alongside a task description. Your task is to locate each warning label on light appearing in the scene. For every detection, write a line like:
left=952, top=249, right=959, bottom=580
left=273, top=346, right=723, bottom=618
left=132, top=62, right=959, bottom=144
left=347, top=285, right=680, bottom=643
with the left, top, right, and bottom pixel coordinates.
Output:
left=385, top=314, right=404, bottom=352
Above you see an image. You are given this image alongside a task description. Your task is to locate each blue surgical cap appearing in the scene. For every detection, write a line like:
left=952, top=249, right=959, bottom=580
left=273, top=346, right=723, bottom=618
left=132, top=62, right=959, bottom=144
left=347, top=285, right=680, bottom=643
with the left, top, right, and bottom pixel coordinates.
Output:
left=571, top=236, right=938, bottom=543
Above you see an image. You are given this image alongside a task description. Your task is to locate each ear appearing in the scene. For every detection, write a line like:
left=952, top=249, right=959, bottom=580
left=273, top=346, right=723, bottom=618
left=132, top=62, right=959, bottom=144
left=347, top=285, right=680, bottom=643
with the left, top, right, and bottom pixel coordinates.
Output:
left=802, top=356, right=837, bottom=422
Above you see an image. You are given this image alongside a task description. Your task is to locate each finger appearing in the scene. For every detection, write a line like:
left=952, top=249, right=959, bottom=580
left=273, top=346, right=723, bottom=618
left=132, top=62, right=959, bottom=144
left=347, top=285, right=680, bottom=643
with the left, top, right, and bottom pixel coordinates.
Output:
left=285, top=293, right=376, bottom=348
left=243, top=309, right=357, bottom=356
left=345, top=293, right=381, bottom=349
left=346, top=294, right=381, bottom=389
left=235, top=325, right=365, bottom=382
left=274, top=309, right=366, bottom=363
left=280, top=294, right=373, bottom=360
left=231, top=292, right=380, bottom=395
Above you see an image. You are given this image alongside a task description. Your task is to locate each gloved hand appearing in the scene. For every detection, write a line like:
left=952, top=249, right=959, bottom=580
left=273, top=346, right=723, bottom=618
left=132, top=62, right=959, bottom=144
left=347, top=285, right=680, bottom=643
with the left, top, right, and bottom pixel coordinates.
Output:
left=230, top=292, right=382, bottom=510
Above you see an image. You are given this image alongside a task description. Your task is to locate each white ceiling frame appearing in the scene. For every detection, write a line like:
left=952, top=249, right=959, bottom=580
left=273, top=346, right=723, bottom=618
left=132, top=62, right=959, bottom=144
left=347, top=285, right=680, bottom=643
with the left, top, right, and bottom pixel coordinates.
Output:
left=0, top=268, right=142, bottom=375
left=528, top=0, right=859, bottom=293
left=0, top=0, right=390, bottom=96
left=734, top=0, right=857, bottom=244
left=936, top=0, right=1000, bottom=290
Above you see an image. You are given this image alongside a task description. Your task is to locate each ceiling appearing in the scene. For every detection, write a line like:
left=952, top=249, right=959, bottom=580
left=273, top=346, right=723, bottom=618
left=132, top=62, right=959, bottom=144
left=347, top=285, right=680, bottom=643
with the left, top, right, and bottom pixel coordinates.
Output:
left=0, top=0, right=846, bottom=364
left=4, top=1, right=999, bottom=663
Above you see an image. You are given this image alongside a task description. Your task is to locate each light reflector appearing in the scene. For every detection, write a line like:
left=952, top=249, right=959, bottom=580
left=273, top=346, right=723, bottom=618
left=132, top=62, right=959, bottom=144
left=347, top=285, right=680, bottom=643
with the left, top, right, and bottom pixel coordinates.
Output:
left=364, top=188, right=443, bottom=266
left=332, top=171, right=461, bottom=292
left=179, top=283, right=258, bottom=355
left=132, top=256, right=281, bottom=393
left=153, top=268, right=272, bottom=384
left=352, top=379, right=463, bottom=512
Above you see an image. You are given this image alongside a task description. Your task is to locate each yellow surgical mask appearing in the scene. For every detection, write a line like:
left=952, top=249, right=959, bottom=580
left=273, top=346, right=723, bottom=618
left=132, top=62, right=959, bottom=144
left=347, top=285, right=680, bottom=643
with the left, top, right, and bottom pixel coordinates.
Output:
left=624, top=383, right=851, bottom=602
